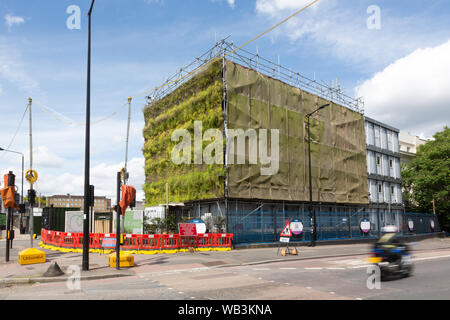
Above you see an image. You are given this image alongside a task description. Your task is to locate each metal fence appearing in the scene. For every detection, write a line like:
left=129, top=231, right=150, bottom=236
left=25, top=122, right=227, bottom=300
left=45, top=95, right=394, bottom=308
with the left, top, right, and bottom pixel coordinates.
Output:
left=179, top=200, right=440, bottom=245
left=227, top=205, right=440, bottom=245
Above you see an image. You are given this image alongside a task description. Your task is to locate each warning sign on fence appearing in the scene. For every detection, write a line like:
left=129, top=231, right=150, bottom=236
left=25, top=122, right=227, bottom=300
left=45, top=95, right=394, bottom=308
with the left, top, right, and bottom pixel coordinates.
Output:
left=178, top=223, right=198, bottom=237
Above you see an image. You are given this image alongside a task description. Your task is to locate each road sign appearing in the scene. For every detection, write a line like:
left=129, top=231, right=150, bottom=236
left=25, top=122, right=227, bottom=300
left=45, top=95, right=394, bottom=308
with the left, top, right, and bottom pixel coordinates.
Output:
left=102, top=237, right=116, bottom=249
left=408, top=220, right=414, bottom=232
left=190, top=219, right=206, bottom=234
left=280, top=220, right=292, bottom=237
left=25, top=169, right=38, bottom=184
left=179, top=223, right=198, bottom=237
left=280, top=237, right=290, bottom=243
left=290, top=219, right=303, bottom=236
left=360, top=218, right=371, bottom=234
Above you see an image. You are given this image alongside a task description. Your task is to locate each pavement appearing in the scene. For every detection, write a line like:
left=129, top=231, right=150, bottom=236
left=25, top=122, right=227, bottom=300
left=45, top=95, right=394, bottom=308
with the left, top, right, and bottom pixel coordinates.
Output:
left=0, top=233, right=449, bottom=285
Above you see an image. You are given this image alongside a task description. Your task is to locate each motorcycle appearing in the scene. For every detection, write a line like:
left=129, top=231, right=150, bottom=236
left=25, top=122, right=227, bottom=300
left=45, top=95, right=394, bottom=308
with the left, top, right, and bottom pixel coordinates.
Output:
left=369, top=226, right=413, bottom=280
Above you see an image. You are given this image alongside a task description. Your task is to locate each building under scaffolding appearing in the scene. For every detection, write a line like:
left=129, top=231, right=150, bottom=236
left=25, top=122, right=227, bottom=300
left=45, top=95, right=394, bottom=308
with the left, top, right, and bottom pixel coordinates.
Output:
left=143, top=40, right=439, bottom=244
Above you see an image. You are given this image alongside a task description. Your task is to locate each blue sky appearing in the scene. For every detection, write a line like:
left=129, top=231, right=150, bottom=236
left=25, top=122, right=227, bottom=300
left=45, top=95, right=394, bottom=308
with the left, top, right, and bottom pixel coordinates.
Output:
left=1, top=0, right=449, bottom=202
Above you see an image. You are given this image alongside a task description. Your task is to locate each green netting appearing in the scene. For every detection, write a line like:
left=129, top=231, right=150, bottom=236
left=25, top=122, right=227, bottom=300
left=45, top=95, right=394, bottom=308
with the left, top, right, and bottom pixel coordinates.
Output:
left=142, top=59, right=369, bottom=206
left=225, top=60, right=369, bottom=204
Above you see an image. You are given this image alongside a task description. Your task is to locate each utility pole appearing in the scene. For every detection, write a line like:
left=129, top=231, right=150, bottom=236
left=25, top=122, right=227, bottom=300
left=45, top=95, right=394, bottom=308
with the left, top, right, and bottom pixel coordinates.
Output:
left=28, top=97, right=35, bottom=248
left=124, top=97, right=132, bottom=185
left=432, top=199, right=436, bottom=215
left=82, top=0, right=95, bottom=271
left=116, top=172, right=121, bottom=270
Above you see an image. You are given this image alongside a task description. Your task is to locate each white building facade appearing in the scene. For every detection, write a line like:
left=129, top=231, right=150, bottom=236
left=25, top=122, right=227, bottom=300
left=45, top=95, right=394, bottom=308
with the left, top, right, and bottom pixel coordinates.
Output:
left=365, top=117, right=403, bottom=216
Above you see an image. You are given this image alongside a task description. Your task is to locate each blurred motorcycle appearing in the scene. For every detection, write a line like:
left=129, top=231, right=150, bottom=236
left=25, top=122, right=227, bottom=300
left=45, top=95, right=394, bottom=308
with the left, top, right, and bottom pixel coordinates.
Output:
left=369, top=226, right=413, bottom=280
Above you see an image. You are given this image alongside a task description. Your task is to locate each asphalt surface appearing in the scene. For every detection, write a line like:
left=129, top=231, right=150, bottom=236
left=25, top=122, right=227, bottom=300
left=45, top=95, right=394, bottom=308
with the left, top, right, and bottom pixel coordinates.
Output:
left=1, top=244, right=450, bottom=300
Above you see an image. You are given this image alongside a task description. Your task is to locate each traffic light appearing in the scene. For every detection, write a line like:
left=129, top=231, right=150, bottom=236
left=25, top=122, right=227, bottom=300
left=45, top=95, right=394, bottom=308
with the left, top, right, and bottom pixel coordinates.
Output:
left=28, top=189, right=36, bottom=205
left=130, top=196, right=136, bottom=209
left=88, top=185, right=95, bottom=207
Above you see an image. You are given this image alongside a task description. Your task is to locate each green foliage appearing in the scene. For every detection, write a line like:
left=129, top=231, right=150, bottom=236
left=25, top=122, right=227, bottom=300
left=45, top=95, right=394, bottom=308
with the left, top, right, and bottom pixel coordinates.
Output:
left=143, top=215, right=180, bottom=234
left=402, top=127, right=450, bottom=231
left=142, top=61, right=225, bottom=206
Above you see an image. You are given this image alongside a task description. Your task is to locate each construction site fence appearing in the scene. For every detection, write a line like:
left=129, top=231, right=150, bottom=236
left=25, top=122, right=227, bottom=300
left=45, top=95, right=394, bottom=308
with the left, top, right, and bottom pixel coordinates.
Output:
left=40, top=229, right=233, bottom=252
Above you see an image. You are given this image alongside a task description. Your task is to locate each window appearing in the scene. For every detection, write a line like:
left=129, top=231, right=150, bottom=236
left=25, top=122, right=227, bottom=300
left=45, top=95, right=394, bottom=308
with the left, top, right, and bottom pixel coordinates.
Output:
left=376, top=156, right=381, bottom=165
left=378, top=184, right=382, bottom=193
left=389, top=159, right=393, bottom=168
left=391, top=186, right=395, bottom=195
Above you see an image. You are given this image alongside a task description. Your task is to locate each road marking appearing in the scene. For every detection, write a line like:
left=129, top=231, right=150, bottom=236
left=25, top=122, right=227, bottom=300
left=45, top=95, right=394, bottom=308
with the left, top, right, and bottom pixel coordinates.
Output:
left=327, top=267, right=346, bottom=270
left=412, top=254, right=450, bottom=262
left=349, top=265, right=371, bottom=269
left=356, top=298, right=363, bottom=300
left=306, top=287, right=312, bottom=289
left=329, top=292, right=335, bottom=295
left=253, top=268, right=270, bottom=271
left=280, top=268, right=297, bottom=270
left=178, top=292, right=184, bottom=294
left=304, top=267, right=323, bottom=270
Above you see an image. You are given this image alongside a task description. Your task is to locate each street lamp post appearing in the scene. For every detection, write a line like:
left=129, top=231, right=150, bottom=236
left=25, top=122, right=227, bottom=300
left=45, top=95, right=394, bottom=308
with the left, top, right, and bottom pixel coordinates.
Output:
left=82, top=0, right=96, bottom=272
left=0, top=148, right=24, bottom=232
left=306, top=103, right=330, bottom=247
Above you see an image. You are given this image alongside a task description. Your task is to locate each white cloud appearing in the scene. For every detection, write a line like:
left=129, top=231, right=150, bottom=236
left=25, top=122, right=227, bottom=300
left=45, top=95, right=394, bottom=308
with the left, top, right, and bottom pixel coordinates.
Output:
left=356, top=40, right=450, bottom=138
left=254, top=1, right=450, bottom=69
left=210, top=0, right=236, bottom=9
left=0, top=38, right=40, bottom=93
left=4, top=14, right=25, bottom=29
left=256, top=0, right=320, bottom=15
left=34, top=146, right=65, bottom=168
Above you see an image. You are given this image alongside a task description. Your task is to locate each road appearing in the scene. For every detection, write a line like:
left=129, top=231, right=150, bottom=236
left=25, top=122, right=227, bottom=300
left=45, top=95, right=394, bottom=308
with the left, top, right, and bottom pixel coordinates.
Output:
left=1, top=247, right=450, bottom=300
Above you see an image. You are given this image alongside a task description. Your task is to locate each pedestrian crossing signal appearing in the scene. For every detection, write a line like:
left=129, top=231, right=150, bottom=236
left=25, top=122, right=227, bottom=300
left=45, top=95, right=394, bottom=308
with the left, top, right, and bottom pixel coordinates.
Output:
left=280, top=221, right=292, bottom=237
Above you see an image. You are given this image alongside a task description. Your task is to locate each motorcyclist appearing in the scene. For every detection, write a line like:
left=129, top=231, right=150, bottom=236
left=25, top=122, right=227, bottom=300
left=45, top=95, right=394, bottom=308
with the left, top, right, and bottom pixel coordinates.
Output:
left=371, top=226, right=413, bottom=279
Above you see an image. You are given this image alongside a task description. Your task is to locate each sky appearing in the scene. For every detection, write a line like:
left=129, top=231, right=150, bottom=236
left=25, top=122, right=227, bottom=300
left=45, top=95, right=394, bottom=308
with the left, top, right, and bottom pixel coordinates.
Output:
left=0, top=0, right=449, bottom=203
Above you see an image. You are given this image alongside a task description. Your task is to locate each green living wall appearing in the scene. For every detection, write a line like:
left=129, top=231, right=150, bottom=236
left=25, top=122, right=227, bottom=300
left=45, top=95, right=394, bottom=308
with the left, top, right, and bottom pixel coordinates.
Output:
left=143, top=61, right=225, bottom=206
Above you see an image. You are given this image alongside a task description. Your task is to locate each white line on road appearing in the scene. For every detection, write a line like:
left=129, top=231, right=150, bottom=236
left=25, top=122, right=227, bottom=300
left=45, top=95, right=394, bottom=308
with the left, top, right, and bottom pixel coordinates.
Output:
left=349, top=265, right=371, bottom=269
left=327, top=268, right=346, bottom=270
left=304, top=267, right=323, bottom=270
left=253, top=268, right=270, bottom=271
left=412, top=254, right=450, bottom=262
left=280, top=268, right=297, bottom=270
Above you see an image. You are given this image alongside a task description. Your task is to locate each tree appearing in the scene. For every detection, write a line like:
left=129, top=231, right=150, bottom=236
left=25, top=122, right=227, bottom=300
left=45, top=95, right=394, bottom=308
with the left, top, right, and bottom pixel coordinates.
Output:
left=402, top=127, right=450, bottom=231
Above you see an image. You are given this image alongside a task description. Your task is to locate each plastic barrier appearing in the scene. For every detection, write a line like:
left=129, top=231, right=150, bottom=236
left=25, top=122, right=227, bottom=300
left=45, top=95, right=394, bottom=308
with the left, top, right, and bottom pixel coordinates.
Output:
left=161, top=234, right=180, bottom=252
left=196, top=234, right=215, bottom=251
left=215, top=233, right=233, bottom=248
left=141, top=234, right=161, bottom=251
left=122, top=234, right=140, bottom=250
left=40, top=229, right=233, bottom=254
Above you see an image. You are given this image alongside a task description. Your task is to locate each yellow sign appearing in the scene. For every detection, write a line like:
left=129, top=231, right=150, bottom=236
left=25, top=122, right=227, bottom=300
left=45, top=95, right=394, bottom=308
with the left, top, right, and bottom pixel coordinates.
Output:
left=25, top=169, right=38, bottom=184
left=18, top=248, right=46, bottom=265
